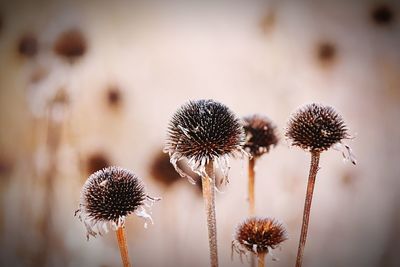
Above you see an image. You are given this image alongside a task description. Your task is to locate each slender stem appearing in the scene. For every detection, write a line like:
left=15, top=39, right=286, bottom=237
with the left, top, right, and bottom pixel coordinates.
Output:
left=116, top=227, right=132, bottom=267
left=202, top=159, right=219, bottom=267
left=248, top=157, right=256, bottom=216
left=248, top=157, right=257, bottom=267
left=295, top=151, right=320, bottom=267
left=257, top=253, right=266, bottom=267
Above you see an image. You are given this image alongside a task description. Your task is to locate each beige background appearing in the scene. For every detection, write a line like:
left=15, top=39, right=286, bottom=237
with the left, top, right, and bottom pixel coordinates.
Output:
left=0, top=0, right=399, bottom=266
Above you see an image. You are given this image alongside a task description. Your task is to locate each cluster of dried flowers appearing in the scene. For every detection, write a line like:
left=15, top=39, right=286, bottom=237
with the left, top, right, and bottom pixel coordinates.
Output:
left=75, top=99, right=354, bottom=267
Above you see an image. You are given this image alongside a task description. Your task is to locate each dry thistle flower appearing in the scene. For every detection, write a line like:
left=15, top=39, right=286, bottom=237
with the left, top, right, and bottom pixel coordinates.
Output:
left=165, top=99, right=245, bottom=267
left=286, top=103, right=349, bottom=152
left=285, top=103, right=355, bottom=267
left=165, top=99, right=245, bottom=184
left=243, top=114, right=279, bottom=217
left=243, top=114, right=278, bottom=158
left=75, top=166, right=159, bottom=239
left=75, top=166, right=159, bottom=267
left=233, top=217, right=287, bottom=266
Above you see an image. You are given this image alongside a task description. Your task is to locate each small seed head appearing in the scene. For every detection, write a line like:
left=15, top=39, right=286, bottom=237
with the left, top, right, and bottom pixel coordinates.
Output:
left=54, top=28, right=86, bottom=61
left=285, top=103, right=349, bottom=152
left=243, top=114, right=278, bottom=157
left=235, top=217, right=287, bottom=255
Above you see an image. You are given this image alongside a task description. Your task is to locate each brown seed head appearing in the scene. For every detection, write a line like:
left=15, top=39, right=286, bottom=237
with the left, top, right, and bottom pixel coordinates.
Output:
left=54, top=28, right=86, bottom=61
left=235, top=217, right=287, bottom=255
left=150, top=151, right=181, bottom=187
left=165, top=99, right=245, bottom=163
left=371, top=4, right=394, bottom=26
left=243, top=114, right=278, bottom=157
left=17, top=33, right=38, bottom=58
left=285, top=103, right=349, bottom=152
left=79, top=166, right=146, bottom=223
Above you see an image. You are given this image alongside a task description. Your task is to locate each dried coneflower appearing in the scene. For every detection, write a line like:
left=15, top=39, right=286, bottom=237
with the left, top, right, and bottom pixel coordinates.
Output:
left=232, top=217, right=287, bottom=267
left=17, top=33, right=38, bottom=58
left=75, top=166, right=160, bottom=267
left=285, top=103, right=355, bottom=267
left=243, top=114, right=278, bottom=215
left=165, top=99, right=245, bottom=267
left=53, top=28, right=86, bottom=62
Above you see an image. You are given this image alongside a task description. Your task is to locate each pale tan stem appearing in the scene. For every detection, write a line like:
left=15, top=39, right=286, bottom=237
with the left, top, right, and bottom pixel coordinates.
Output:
left=248, top=157, right=256, bottom=216
left=116, top=227, right=132, bottom=267
left=248, top=157, right=257, bottom=267
left=257, top=253, right=266, bottom=267
left=202, top=160, right=219, bottom=267
left=295, top=151, right=320, bottom=267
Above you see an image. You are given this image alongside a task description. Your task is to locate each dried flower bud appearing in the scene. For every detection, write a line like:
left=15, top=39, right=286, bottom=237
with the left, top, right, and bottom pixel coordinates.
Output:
left=233, top=217, right=287, bottom=256
left=150, top=151, right=181, bottom=187
left=76, top=166, right=158, bottom=239
left=165, top=99, right=245, bottom=182
left=17, top=33, right=38, bottom=58
left=285, top=103, right=349, bottom=152
left=54, top=28, right=86, bottom=61
left=243, top=114, right=278, bottom=157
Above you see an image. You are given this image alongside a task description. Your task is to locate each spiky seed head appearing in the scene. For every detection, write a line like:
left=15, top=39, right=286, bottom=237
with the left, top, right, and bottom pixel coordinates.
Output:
left=285, top=103, right=349, bottom=152
left=79, top=166, right=146, bottom=223
left=235, top=217, right=287, bottom=255
left=76, top=166, right=160, bottom=239
left=165, top=99, right=245, bottom=163
left=242, top=114, right=278, bottom=157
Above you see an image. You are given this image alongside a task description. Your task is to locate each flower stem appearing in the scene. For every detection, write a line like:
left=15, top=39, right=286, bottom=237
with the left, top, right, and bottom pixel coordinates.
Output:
left=248, top=157, right=257, bottom=267
left=257, top=252, right=266, bottom=267
left=248, top=157, right=256, bottom=216
left=202, top=159, right=219, bottom=267
left=116, top=227, right=132, bottom=267
left=295, top=151, right=320, bottom=267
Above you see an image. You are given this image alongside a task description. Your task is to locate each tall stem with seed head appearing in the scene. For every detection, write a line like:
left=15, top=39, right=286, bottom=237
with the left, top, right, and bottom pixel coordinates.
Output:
left=257, top=252, right=266, bottom=267
left=116, top=227, right=132, bottom=267
left=295, top=151, right=320, bottom=267
left=202, top=159, right=219, bottom=267
left=248, top=157, right=256, bottom=216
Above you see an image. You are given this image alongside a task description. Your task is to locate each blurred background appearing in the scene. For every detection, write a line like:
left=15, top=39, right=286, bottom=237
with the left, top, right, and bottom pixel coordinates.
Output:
left=0, top=0, right=399, bottom=266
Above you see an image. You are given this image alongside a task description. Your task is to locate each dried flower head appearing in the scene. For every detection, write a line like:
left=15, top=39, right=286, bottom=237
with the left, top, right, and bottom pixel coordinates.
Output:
left=54, top=28, right=86, bottom=61
left=75, top=166, right=159, bottom=239
left=150, top=151, right=181, bottom=187
left=243, top=114, right=278, bottom=157
left=165, top=99, right=245, bottom=183
left=371, top=4, right=393, bottom=26
left=233, top=217, right=287, bottom=257
left=286, top=103, right=349, bottom=152
left=17, top=33, right=38, bottom=58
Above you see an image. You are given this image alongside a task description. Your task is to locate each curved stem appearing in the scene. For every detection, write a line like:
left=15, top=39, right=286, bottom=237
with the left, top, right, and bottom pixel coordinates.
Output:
left=257, top=253, right=266, bottom=267
left=295, top=151, right=320, bottom=267
left=116, top=227, right=132, bottom=267
left=202, top=160, right=219, bottom=267
left=248, top=157, right=256, bottom=216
